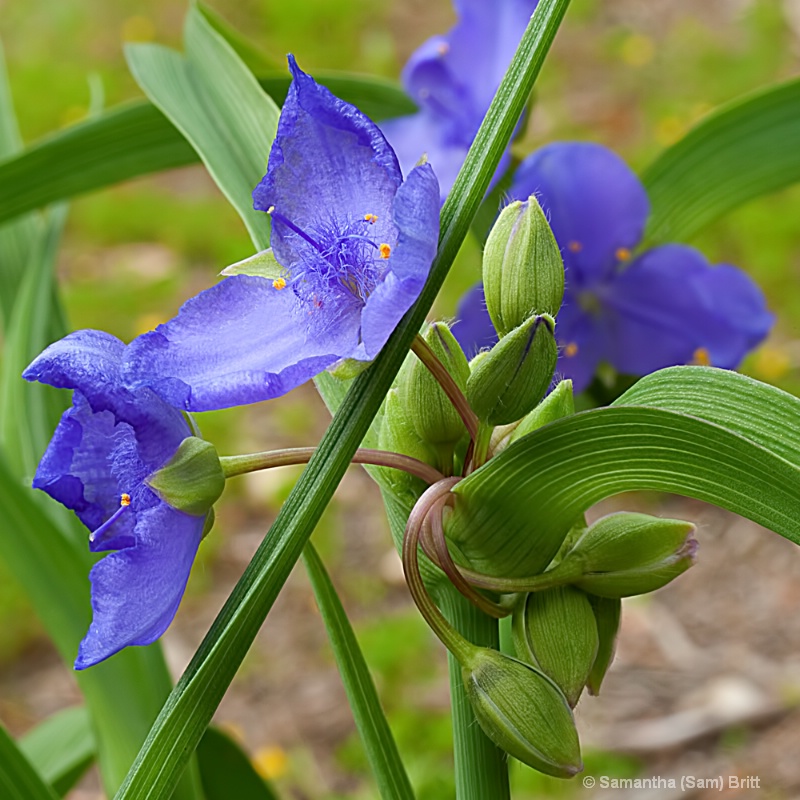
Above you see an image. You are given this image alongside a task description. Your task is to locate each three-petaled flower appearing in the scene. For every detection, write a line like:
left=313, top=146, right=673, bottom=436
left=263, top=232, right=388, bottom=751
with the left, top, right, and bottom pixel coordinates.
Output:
left=380, top=0, right=539, bottom=201
left=123, top=56, right=440, bottom=411
left=453, top=142, right=774, bottom=392
left=24, top=330, right=210, bottom=669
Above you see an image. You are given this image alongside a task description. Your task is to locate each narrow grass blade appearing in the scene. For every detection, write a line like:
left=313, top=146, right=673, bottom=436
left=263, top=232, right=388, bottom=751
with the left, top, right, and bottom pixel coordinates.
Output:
left=302, top=543, right=414, bottom=800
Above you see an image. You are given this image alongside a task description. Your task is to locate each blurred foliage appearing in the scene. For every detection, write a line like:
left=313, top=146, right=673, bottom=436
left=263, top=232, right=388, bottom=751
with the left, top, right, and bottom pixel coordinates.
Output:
left=1, top=0, right=799, bottom=797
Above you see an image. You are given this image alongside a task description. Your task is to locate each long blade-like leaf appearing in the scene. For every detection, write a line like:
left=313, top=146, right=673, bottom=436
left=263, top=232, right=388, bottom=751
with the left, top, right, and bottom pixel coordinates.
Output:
left=0, top=78, right=414, bottom=230
left=0, top=722, right=59, bottom=800
left=125, top=14, right=279, bottom=248
left=19, top=708, right=95, bottom=798
left=302, top=543, right=414, bottom=800
left=113, top=3, right=571, bottom=798
left=453, top=405, right=800, bottom=550
left=643, top=77, right=800, bottom=243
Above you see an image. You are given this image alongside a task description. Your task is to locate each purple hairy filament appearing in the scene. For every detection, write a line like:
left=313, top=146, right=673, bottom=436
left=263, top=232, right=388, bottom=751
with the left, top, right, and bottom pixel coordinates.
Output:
left=268, top=207, right=392, bottom=308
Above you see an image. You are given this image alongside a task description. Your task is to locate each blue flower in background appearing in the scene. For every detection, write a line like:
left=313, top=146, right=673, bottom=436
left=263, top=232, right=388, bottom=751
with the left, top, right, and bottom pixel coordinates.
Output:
left=123, top=56, right=440, bottom=411
left=24, top=330, right=206, bottom=669
left=380, top=0, right=539, bottom=201
left=453, top=142, right=774, bottom=392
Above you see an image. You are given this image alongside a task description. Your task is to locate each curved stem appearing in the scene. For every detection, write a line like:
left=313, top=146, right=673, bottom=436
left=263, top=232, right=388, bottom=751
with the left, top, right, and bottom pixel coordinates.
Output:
left=411, top=334, right=480, bottom=441
left=459, top=559, right=581, bottom=593
left=401, top=479, right=472, bottom=661
left=429, top=500, right=507, bottom=618
left=220, top=447, right=445, bottom=486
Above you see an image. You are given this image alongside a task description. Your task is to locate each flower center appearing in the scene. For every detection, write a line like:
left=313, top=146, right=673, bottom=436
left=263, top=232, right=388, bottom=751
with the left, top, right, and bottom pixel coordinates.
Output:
left=267, top=207, right=392, bottom=307
left=89, top=493, right=132, bottom=545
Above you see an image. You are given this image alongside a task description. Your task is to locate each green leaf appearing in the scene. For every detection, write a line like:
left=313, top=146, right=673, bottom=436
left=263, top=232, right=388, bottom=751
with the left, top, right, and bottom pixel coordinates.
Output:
left=0, top=206, right=69, bottom=478
left=0, top=721, right=59, bottom=800
left=114, top=3, right=571, bottom=798
left=0, top=76, right=413, bottom=231
left=302, top=543, right=414, bottom=800
left=452, top=405, right=800, bottom=560
left=19, top=708, right=94, bottom=798
left=613, top=364, right=800, bottom=466
left=197, top=728, right=278, bottom=800
left=125, top=8, right=280, bottom=250
left=643, top=77, right=800, bottom=243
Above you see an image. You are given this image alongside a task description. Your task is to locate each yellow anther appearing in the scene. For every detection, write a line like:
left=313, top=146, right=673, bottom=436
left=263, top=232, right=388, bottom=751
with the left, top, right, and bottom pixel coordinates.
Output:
left=564, top=342, right=579, bottom=358
left=437, top=42, right=450, bottom=56
left=568, top=240, right=582, bottom=253
left=692, top=347, right=711, bottom=366
left=364, top=213, right=378, bottom=224
left=379, top=243, right=392, bottom=259
left=266, top=205, right=276, bottom=215
left=615, top=247, right=632, bottom=261
left=120, top=493, right=132, bottom=507
left=272, top=277, right=287, bottom=290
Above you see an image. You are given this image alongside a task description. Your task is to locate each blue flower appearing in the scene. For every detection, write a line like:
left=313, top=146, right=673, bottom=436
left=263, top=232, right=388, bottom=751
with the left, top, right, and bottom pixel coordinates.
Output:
left=380, top=0, right=539, bottom=201
left=453, top=142, right=774, bottom=392
left=24, top=330, right=207, bottom=669
left=122, top=57, right=440, bottom=412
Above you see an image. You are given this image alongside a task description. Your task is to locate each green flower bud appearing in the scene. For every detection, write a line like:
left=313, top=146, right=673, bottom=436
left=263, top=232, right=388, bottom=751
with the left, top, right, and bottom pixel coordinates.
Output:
left=377, top=388, right=438, bottom=497
left=401, top=323, right=469, bottom=448
left=483, top=195, right=564, bottom=336
left=466, top=314, right=558, bottom=426
left=557, top=512, right=698, bottom=598
left=461, top=647, right=582, bottom=778
left=495, top=379, right=574, bottom=452
left=146, top=437, right=225, bottom=516
left=586, top=595, right=621, bottom=696
left=513, top=587, right=599, bottom=708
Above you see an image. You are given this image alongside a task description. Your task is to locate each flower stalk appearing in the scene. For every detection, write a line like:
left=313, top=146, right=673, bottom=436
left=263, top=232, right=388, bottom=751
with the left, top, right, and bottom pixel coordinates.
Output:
left=220, top=447, right=445, bottom=485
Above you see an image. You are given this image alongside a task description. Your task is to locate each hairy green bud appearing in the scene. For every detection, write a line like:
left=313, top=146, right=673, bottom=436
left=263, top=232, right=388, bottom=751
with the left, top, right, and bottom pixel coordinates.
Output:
left=462, top=647, right=582, bottom=778
left=401, top=323, right=469, bottom=447
left=146, top=437, right=224, bottom=516
left=483, top=195, right=564, bottom=336
left=557, top=512, right=698, bottom=597
left=466, top=314, right=558, bottom=425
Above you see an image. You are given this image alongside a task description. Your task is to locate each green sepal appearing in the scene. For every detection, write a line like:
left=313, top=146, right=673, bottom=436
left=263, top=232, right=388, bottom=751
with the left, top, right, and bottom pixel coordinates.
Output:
left=328, top=358, right=371, bottom=381
left=466, top=314, right=558, bottom=426
left=512, top=587, right=599, bottom=707
left=483, top=195, right=564, bottom=336
left=146, top=437, right=225, bottom=516
left=219, top=248, right=282, bottom=279
left=586, top=594, right=621, bottom=696
left=559, top=512, right=698, bottom=597
left=461, top=647, right=582, bottom=778
left=401, top=322, right=470, bottom=448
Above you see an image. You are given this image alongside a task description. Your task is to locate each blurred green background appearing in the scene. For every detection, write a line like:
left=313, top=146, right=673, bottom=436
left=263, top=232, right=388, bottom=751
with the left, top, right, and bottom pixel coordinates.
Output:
left=1, top=1, right=799, bottom=797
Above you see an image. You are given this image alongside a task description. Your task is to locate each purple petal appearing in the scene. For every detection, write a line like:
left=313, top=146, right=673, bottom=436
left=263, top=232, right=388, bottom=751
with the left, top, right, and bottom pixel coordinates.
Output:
left=692, top=263, right=774, bottom=368
left=23, top=330, right=125, bottom=410
left=450, top=284, right=499, bottom=359
left=253, top=56, right=402, bottom=273
left=75, top=503, right=204, bottom=669
left=380, top=111, right=470, bottom=199
left=599, top=245, right=763, bottom=375
left=553, top=291, right=607, bottom=393
left=356, top=163, right=440, bottom=359
left=33, top=394, right=130, bottom=535
left=510, top=142, right=650, bottom=286
left=123, top=275, right=360, bottom=411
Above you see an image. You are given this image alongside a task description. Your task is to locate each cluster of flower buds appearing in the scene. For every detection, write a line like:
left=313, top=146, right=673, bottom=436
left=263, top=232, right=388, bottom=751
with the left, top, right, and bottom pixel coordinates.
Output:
left=382, top=197, right=699, bottom=778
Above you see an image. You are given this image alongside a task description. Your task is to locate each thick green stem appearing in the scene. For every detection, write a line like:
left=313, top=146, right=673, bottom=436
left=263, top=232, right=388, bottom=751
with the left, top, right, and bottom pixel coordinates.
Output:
left=438, top=590, right=510, bottom=800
